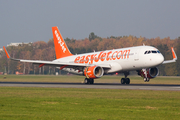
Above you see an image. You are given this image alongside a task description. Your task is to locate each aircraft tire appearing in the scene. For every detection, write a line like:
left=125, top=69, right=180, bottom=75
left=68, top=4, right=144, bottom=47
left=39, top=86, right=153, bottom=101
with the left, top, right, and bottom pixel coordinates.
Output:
left=121, top=78, right=126, bottom=84
left=84, top=78, right=89, bottom=84
left=144, top=78, right=150, bottom=82
left=126, top=78, right=130, bottom=84
left=89, top=79, right=94, bottom=84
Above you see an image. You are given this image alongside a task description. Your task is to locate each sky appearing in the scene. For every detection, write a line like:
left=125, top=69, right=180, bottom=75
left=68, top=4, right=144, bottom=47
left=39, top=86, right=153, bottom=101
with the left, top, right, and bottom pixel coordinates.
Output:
left=0, top=0, right=180, bottom=48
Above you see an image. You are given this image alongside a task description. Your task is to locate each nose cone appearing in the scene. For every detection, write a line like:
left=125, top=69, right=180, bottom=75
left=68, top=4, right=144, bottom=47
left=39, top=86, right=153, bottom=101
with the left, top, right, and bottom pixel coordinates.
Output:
left=156, top=54, right=164, bottom=65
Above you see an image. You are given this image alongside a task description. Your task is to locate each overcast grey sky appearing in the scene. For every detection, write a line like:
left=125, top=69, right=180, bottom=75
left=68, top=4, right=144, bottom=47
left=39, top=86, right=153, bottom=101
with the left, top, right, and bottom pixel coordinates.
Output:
left=0, top=0, right=180, bottom=48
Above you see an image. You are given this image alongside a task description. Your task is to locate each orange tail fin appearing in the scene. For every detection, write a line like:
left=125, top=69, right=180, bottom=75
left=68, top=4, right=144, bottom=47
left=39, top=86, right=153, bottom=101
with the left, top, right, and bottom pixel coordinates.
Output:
left=3, top=46, right=10, bottom=59
left=52, top=26, right=73, bottom=59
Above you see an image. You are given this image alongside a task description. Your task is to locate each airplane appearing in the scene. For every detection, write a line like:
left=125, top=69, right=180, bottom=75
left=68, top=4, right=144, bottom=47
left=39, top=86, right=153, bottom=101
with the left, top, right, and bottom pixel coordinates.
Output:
left=3, top=26, right=177, bottom=84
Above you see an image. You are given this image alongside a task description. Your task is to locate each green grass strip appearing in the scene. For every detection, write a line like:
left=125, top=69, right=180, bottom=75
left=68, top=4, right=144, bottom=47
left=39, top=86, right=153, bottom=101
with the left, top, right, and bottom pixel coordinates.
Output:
left=0, top=87, right=180, bottom=120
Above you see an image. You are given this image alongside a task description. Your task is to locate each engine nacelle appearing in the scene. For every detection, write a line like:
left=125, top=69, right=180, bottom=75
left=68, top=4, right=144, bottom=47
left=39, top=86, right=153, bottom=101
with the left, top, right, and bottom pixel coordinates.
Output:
left=84, top=66, right=104, bottom=79
left=138, top=67, right=159, bottom=79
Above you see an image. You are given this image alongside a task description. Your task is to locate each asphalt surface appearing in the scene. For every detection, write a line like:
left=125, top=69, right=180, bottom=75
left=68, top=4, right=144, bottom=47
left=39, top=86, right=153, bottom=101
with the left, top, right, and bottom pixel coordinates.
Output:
left=0, top=82, right=180, bottom=91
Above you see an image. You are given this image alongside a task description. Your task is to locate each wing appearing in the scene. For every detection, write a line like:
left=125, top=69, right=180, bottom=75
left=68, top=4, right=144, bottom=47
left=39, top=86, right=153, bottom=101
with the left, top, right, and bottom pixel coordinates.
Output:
left=162, top=47, right=177, bottom=64
left=20, top=59, right=111, bottom=68
left=3, top=46, right=111, bottom=69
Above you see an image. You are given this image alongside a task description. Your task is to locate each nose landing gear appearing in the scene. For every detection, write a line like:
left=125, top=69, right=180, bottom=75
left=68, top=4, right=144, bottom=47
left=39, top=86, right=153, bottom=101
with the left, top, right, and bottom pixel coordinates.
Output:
left=144, top=78, right=150, bottom=82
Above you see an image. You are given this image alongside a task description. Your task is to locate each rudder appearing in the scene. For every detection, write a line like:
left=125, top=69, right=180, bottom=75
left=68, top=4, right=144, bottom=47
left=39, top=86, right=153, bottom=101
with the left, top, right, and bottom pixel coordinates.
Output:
left=52, top=26, right=73, bottom=59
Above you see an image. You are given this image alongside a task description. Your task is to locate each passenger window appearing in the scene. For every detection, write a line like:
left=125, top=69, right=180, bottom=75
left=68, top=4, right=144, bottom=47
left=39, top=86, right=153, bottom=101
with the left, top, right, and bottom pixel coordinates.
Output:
left=152, top=51, right=157, bottom=53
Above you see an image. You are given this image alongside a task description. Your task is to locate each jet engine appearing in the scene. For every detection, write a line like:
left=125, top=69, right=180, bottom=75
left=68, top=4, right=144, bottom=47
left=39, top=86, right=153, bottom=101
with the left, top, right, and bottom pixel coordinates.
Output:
left=84, top=66, right=104, bottom=79
left=138, top=67, right=159, bottom=80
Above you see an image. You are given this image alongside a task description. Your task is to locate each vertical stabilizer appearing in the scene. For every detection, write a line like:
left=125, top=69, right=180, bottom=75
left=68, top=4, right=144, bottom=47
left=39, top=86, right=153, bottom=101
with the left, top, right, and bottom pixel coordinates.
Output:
left=3, top=46, right=10, bottom=59
left=52, top=26, right=73, bottom=59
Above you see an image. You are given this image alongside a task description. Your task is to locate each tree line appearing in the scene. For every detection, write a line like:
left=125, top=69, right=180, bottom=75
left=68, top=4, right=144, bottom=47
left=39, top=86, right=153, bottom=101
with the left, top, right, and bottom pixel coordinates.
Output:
left=0, top=33, right=180, bottom=76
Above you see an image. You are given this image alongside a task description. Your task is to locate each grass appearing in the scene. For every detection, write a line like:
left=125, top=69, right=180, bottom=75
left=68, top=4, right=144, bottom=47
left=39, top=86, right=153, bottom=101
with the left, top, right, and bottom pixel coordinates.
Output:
left=0, top=87, right=180, bottom=120
left=0, top=75, right=180, bottom=119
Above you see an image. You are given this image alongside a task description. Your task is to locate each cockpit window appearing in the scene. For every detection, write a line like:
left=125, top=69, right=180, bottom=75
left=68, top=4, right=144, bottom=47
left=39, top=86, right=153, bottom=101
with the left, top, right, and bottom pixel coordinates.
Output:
left=157, top=51, right=160, bottom=53
left=152, top=51, right=157, bottom=53
left=144, top=50, right=161, bottom=54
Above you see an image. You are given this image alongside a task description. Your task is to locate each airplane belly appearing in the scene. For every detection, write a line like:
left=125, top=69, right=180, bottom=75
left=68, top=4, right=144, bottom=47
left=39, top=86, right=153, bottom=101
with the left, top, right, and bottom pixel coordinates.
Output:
left=120, top=60, right=141, bottom=71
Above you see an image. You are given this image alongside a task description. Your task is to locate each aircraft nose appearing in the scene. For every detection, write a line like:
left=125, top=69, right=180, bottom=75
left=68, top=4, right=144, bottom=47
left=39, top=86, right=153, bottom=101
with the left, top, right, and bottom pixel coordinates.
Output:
left=157, top=54, right=164, bottom=64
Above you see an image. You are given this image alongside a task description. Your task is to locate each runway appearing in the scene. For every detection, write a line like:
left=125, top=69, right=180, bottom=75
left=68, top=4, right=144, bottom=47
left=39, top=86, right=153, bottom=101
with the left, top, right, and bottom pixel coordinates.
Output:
left=0, top=82, right=180, bottom=91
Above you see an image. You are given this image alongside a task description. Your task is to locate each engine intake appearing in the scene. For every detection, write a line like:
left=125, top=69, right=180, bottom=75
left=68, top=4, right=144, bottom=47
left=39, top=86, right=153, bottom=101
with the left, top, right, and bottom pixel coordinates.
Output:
left=148, top=67, right=159, bottom=78
left=139, top=67, right=159, bottom=79
left=84, top=66, right=104, bottom=79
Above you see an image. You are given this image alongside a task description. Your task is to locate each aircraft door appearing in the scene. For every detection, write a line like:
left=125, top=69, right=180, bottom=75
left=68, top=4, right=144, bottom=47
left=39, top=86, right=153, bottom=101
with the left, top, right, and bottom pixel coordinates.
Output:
left=134, top=48, right=141, bottom=61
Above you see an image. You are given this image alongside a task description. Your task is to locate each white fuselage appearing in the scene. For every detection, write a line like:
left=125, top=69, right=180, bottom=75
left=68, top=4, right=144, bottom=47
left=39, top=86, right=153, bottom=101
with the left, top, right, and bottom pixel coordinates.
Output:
left=53, top=46, right=164, bottom=74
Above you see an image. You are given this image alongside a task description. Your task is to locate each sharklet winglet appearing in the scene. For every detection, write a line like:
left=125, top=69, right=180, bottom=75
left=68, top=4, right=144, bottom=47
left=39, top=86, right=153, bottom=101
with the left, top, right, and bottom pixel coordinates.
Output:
left=3, top=46, right=10, bottom=59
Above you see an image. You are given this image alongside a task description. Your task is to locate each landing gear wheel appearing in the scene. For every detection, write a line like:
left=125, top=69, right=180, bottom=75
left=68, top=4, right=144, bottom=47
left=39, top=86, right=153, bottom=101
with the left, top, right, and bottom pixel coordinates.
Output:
left=144, top=78, right=150, bottom=82
left=121, top=72, right=130, bottom=84
left=84, top=78, right=89, bottom=84
left=121, top=78, right=126, bottom=84
left=84, top=78, right=94, bottom=84
left=126, top=78, right=130, bottom=84
left=121, top=78, right=130, bottom=84
left=89, top=79, right=94, bottom=84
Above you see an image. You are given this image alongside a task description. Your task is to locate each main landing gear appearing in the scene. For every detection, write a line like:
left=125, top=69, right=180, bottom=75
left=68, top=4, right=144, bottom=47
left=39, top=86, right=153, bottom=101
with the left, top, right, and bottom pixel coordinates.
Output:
left=121, top=72, right=130, bottom=84
left=121, top=78, right=130, bottom=84
left=84, top=78, right=94, bottom=84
